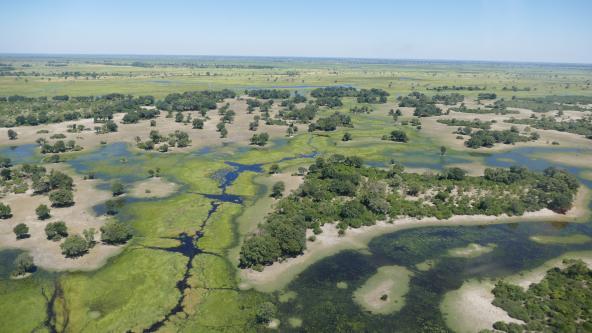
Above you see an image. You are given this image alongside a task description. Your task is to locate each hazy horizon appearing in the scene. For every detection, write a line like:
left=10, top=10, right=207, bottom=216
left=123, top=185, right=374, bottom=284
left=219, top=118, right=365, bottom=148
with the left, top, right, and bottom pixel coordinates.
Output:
left=2, top=0, right=591, bottom=64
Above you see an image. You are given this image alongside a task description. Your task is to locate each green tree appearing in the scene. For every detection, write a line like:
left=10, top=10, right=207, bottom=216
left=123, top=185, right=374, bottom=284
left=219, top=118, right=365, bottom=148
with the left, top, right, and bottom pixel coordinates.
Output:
left=256, top=302, right=277, bottom=324
left=36, top=204, right=51, bottom=220
left=269, top=164, right=280, bottom=174
left=13, top=223, right=29, bottom=239
left=342, top=132, right=352, bottom=141
left=0, top=202, right=12, bottom=219
left=12, top=253, right=35, bottom=276
left=100, top=220, right=133, bottom=244
left=7, top=129, right=17, bottom=140
left=111, top=181, right=125, bottom=196
left=83, top=228, right=96, bottom=247
left=440, top=146, right=447, bottom=156
left=60, top=234, right=89, bottom=257
left=49, top=189, right=74, bottom=207
left=271, top=181, right=285, bottom=198
left=45, top=221, right=68, bottom=240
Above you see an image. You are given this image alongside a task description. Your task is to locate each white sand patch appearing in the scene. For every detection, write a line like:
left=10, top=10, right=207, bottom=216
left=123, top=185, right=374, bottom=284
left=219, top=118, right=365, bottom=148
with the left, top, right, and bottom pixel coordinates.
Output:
left=441, top=279, right=524, bottom=333
left=128, top=177, right=179, bottom=198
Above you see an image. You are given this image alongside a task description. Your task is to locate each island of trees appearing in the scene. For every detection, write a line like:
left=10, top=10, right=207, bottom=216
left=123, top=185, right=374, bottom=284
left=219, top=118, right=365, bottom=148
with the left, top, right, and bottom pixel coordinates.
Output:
left=239, top=155, right=579, bottom=270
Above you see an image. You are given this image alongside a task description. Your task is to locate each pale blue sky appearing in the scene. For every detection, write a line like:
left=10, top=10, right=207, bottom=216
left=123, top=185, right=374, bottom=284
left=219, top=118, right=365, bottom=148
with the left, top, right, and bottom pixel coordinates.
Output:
left=1, top=0, right=591, bottom=63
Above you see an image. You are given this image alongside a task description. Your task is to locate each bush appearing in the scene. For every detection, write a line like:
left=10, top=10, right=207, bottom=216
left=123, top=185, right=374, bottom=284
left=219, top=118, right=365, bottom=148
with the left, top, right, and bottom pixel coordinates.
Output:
left=256, top=302, right=277, bottom=324
left=271, top=181, right=285, bottom=198
left=13, top=223, right=29, bottom=239
left=45, top=221, right=68, bottom=240
left=12, top=253, right=35, bottom=276
left=388, top=130, right=409, bottom=142
left=49, top=189, right=74, bottom=207
left=60, top=234, right=89, bottom=257
left=36, top=204, right=51, bottom=220
left=100, top=221, right=133, bottom=244
left=111, top=181, right=125, bottom=196
left=0, top=202, right=12, bottom=218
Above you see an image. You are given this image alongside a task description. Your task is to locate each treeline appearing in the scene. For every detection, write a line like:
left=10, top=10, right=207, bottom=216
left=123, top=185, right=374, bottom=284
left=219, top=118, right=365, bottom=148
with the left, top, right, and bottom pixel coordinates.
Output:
left=157, top=90, right=235, bottom=112
left=311, top=86, right=389, bottom=105
left=505, top=115, right=592, bottom=139
left=0, top=90, right=237, bottom=128
left=450, top=102, right=518, bottom=115
left=397, top=92, right=443, bottom=117
left=464, top=127, right=539, bottom=148
left=427, top=85, right=486, bottom=92
left=506, top=95, right=592, bottom=112
left=0, top=93, right=156, bottom=127
left=246, top=89, right=290, bottom=99
left=239, top=156, right=578, bottom=269
left=308, top=112, right=353, bottom=131
left=432, top=93, right=464, bottom=105
left=438, top=118, right=492, bottom=130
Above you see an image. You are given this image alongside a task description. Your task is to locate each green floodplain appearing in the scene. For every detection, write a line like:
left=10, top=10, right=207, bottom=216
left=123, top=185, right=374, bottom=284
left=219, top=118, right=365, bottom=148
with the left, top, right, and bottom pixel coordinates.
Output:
left=1, top=55, right=592, bottom=332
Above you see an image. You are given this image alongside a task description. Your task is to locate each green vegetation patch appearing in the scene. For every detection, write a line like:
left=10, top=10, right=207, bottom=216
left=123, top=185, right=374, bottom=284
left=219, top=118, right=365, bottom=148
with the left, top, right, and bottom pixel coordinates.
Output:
left=489, top=259, right=592, bottom=333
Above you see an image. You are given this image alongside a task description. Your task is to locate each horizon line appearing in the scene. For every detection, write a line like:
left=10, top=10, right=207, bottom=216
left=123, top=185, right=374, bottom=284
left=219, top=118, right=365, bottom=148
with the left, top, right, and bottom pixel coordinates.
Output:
left=0, top=52, right=591, bottom=67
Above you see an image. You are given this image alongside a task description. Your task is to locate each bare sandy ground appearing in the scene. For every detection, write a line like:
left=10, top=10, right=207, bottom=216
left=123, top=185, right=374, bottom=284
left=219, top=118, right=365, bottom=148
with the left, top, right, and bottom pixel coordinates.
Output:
left=441, top=279, right=524, bottom=333
left=239, top=186, right=588, bottom=292
left=0, top=165, right=123, bottom=271
left=352, top=265, right=412, bottom=315
left=441, top=250, right=592, bottom=333
left=128, top=177, right=179, bottom=198
left=0, top=97, right=295, bottom=153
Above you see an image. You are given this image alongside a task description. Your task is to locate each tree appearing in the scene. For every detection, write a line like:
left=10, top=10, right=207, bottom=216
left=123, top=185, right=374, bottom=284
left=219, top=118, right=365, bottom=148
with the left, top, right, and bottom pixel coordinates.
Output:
left=440, top=146, right=447, bottom=156
left=388, top=130, right=409, bottom=142
left=0, top=203, right=12, bottom=219
left=13, top=223, right=29, bottom=239
left=192, top=118, right=204, bottom=129
left=36, top=204, right=51, bottom=220
left=60, top=234, right=89, bottom=257
left=250, top=133, right=270, bottom=146
left=45, top=221, right=68, bottom=240
left=269, top=164, right=280, bottom=174
left=342, top=132, right=352, bottom=141
left=111, top=181, right=125, bottom=196
left=7, top=129, right=17, bottom=140
left=256, top=301, right=277, bottom=324
left=271, top=181, right=285, bottom=198
left=100, top=221, right=133, bottom=244
left=83, top=228, right=96, bottom=247
left=49, top=189, right=74, bottom=207
left=12, top=253, right=35, bottom=276
left=220, top=127, right=228, bottom=138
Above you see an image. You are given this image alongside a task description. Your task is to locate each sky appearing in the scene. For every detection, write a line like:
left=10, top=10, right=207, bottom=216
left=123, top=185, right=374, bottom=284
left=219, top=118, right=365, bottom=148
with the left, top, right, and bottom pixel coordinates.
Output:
left=1, top=0, right=591, bottom=63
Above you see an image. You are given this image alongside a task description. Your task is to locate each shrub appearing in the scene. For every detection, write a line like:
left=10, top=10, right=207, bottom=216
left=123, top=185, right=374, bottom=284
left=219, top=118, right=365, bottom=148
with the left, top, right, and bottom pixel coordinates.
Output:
left=13, top=223, right=29, bottom=239
left=100, top=221, right=133, bottom=244
left=60, top=234, right=89, bottom=257
left=36, top=204, right=51, bottom=220
left=0, top=203, right=12, bottom=218
left=45, top=221, right=68, bottom=240
left=49, top=189, right=74, bottom=207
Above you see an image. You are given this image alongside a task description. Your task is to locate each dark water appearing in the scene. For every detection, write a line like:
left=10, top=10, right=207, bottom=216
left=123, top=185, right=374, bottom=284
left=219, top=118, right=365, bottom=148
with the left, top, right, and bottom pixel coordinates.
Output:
left=277, top=146, right=592, bottom=332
